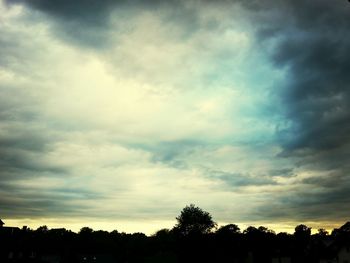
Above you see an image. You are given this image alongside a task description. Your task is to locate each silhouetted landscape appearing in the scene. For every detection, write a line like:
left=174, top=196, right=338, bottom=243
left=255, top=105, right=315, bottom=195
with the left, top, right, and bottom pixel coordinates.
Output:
left=1, top=205, right=350, bottom=263
left=1, top=1, right=350, bottom=263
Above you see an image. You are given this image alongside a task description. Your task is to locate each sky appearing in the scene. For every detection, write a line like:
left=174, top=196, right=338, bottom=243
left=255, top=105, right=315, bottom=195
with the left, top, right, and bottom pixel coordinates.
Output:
left=0, top=0, right=349, bottom=235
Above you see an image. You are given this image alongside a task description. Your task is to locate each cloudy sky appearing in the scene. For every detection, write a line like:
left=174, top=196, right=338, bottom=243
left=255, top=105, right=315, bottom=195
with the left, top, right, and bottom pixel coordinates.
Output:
left=1, top=0, right=349, bottom=234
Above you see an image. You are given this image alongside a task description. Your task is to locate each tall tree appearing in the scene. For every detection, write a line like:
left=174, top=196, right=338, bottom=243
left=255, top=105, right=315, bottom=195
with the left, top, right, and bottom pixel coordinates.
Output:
left=174, top=204, right=217, bottom=235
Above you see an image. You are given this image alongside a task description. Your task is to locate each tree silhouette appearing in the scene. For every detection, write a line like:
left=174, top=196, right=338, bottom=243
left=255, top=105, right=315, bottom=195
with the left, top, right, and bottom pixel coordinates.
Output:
left=339, top=221, right=350, bottom=232
left=2, top=218, right=350, bottom=263
left=216, top=224, right=240, bottom=235
left=36, top=225, right=49, bottom=233
left=174, top=204, right=217, bottom=236
left=317, top=228, right=329, bottom=237
left=79, top=226, right=94, bottom=235
left=294, top=224, right=311, bottom=239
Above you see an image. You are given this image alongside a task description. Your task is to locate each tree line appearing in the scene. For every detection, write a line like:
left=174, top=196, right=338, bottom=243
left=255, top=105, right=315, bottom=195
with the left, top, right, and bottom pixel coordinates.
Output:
left=1, top=204, right=349, bottom=263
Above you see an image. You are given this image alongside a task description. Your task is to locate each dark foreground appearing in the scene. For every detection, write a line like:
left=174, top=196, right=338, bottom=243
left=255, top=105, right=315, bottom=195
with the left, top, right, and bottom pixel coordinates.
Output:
left=1, top=222, right=350, bottom=263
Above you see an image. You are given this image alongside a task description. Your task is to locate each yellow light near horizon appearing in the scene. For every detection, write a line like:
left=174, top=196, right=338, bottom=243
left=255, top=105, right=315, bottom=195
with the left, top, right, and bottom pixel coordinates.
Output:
left=4, top=218, right=176, bottom=235
left=4, top=218, right=343, bottom=236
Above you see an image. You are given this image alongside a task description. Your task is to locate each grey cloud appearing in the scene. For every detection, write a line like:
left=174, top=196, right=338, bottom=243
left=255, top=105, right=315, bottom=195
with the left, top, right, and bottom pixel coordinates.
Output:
left=4, top=0, right=123, bottom=48
left=251, top=162, right=350, bottom=223
left=0, top=23, right=49, bottom=76
left=0, top=193, right=89, bottom=219
left=302, top=174, right=345, bottom=189
left=8, top=0, right=117, bottom=23
left=253, top=182, right=350, bottom=223
left=0, top=156, right=53, bottom=175
left=0, top=110, right=100, bottom=219
left=0, top=121, right=66, bottom=175
left=0, top=149, right=66, bottom=175
left=147, top=140, right=202, bottom=168
left=6, top=0, right=176, bottom=21
left=0, top=181, right=105, bottom=219
left=268, top=168, right=294, bottom=177
left=5, top=0, right=194, bottom=48
left=0, top=131, right=48, bottom=152
left=206, top=170, right=276, bottom=188
left=0, top=73, right=72, bottom=217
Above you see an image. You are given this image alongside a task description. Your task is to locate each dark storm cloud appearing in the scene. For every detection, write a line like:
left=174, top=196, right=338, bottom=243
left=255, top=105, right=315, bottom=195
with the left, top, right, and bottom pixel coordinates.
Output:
left=4, top=0, right=190, bottom=48
left=4, top=0, right=120, bottom=48
left=7, top=0, right=118, bottom=24
left=235, top=0, right=350, bottom=222
left=252, top=0, right=350, bottom=154
left=6, top=0, right=175, bottom=21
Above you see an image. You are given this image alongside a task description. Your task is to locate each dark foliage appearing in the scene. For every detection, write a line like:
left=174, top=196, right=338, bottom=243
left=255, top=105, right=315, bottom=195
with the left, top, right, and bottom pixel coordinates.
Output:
left=174, top=204, right=217, bottom=236
left=1, top=206, right=350, bottom=263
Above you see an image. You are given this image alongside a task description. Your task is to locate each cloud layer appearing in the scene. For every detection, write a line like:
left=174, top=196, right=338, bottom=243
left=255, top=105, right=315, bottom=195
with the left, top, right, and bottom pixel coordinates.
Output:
left=1, top=0, right=349, bottom=233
